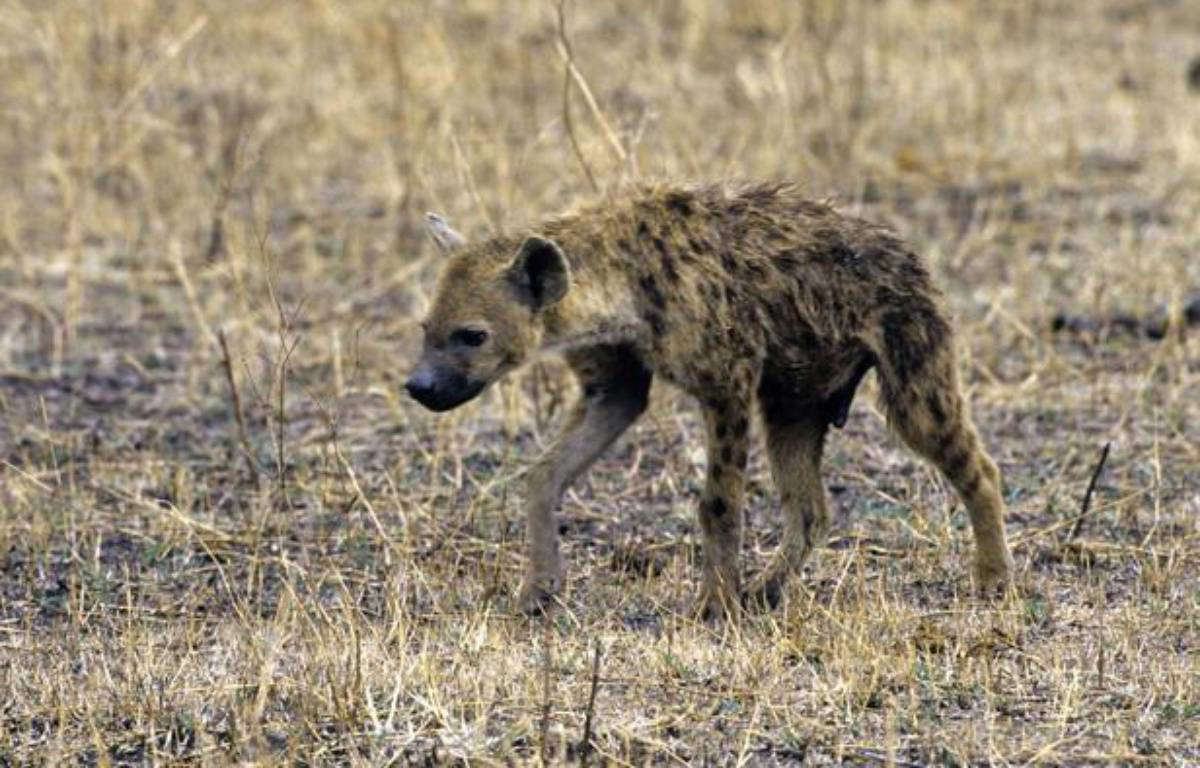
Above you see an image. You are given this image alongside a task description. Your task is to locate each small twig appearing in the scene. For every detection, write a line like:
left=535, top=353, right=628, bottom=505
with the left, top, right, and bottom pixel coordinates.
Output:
left=578, top=638, right=603, bottom=766
left=1, top=458, right=54, bottom=493
left=1067, top=442, right=1110, bottom=543
left=38, top=396, right=61, bottom=487
left=555, top=0, right=599, bottom=193
left=850, top=748, right=926, bottom=768
left=217, top=329, right=261, bottom=486
left=330, top=325, right=345, bottom=399
left=259, top=239, right=305, bottom=509
left=101, top=483, right=232, bottom=543
left=273, top=333, right=300, bottom=507
left=540, top=618, right=554, bottom=766
left=553, top=29, right=627, bottom=167
left=448, top=130, right=497, bottom=235
left=170, top=240, right=219, bottom=351
left=206, top=88, right=254, bottom=263
left=112, top=16, right=209, bottom=118
left=332, top=440, right=394, bottom=549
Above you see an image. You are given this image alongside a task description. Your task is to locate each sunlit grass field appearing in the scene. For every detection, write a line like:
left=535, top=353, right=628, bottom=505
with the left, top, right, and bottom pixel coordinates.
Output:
left=1, top=1, right=1197, bottom=763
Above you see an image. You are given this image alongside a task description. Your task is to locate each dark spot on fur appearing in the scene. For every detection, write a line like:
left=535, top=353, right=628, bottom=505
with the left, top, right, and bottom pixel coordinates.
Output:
left=721, top=251, right=737, bottom=273
left=959, top=467, right=982, bottom=496
left=744, top=261, right=768, bottom=281
left=617, top=238, right=631, bottom=252
left=647, top=311, right=667, bottom=336
left=688, top=237, right=706, bottom=253
left=653, top=236, right=668, bottom=256
left=639, top=275, right=666, bottom=310
left=660, top=250, right=679, bottom=283
left=637, top=221, right=650, bottom=237
left=942, top=443, right=971, bottom=480
left=927, top=309, right=950, bottom=352
left=665, top=190, right=694, bottom=216
left=813, top=229, right=839, bottom=247
left=711, top=463, right=723, bottom=480
left=882, top=311, right=919, bottom=389
left=926, top=391, right=947, bottom=425
left=703, top=497, right=728, bottom=519
left=801, top=500, right=816, bottom=530
left=715, top=422, right=728, bottom=439
left=734, top=416, right=748, bottom=436
left=584, top=383, right=601, bottom=399
left=848, top=246, right=883, bottom=275
left=721, top=445, right=733, bottom=464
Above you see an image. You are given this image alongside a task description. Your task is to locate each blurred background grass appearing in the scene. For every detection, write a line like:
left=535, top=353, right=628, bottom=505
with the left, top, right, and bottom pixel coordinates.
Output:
left=3, top=0, right=1198, bottom=361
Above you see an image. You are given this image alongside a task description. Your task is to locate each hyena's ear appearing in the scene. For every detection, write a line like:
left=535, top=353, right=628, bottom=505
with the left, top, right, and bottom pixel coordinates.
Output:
left=508, top=236, right=570, bottom=311
left=425, top=212, right=466, bottom=254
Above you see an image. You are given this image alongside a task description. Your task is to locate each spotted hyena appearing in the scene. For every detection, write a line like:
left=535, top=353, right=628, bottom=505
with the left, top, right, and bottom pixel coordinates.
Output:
left=406, top=182, right=1014, bottom=618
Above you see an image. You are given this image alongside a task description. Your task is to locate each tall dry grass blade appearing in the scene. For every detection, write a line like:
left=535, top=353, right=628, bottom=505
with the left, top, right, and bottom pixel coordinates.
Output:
left=554, top=0, right=628, bottom=181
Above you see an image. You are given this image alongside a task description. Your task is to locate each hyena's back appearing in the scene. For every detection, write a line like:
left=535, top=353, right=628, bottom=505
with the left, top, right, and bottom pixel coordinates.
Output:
left=538, top=182, right=948, bottom=412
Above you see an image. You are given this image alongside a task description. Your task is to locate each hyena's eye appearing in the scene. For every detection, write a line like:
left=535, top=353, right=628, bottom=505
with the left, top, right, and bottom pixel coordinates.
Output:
left=450, top=328, right=489, bottom=347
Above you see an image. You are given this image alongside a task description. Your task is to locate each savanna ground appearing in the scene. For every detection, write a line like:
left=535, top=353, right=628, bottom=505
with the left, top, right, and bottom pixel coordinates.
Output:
left=1, top=1, right=1198, bottom=764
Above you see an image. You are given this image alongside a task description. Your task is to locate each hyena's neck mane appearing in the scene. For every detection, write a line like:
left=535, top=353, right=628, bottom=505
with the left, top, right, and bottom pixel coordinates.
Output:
left=529, top=213, right=646, bottom=355
left=512, top=182, right=752, bottom=356
left=538, top=255, right=644, bottom=354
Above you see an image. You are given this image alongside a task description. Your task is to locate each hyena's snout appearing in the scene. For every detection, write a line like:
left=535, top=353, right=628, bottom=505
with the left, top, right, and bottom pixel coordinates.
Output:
left=404, top=363, right=486, bottom=412
left=403, top=366, right=437, bottom=404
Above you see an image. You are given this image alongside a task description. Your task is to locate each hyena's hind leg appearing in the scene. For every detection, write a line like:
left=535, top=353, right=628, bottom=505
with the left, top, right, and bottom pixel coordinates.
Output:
left=743, top=407, right=831, bottom=611
left=877, top=325, right=1014, bottom=592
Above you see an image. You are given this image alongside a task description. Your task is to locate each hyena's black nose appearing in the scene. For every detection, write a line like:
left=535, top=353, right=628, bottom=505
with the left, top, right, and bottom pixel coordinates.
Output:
left=405, top=373, right=435, bottom=402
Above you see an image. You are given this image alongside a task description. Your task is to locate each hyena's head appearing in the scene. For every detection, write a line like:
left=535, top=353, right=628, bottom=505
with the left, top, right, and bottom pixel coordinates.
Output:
left=405, top=213, right=570, bottom=412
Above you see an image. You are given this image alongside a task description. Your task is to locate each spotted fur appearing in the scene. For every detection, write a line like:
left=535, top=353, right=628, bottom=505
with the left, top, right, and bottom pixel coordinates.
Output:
left=407, top=182, right=1014, bottom=618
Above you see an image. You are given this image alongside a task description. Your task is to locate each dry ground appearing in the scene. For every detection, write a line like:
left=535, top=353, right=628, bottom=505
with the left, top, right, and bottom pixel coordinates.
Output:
left=1, top=1, right=1198, bottom=765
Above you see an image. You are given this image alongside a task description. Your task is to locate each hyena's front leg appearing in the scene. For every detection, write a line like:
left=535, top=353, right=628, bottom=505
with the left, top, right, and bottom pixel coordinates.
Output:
left=695, top=397, right=753, bottom=620
left=517, top=348, right=651, bottom=614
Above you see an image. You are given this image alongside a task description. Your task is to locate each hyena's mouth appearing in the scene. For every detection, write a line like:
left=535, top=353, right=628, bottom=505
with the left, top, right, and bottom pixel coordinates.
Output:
left=406, top=376, right=488, bottom=412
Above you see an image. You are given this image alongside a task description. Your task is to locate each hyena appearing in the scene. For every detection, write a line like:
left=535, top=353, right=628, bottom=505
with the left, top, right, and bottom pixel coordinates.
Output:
left=406, top=182, right=1014, bottom=617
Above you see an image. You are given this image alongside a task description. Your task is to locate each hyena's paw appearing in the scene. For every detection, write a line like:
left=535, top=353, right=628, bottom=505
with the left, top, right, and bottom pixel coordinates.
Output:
left=516, top=577, right=560, bottom=616
left=973, top=550, right=1015, bottom=597
left=741, top=574, right=784, bottom=613
left=693, top=583, right=742, bottom=622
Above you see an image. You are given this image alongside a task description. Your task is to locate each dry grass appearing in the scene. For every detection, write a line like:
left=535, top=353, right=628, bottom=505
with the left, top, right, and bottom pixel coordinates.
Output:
left=1, top=0, right=1198, bottom=764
